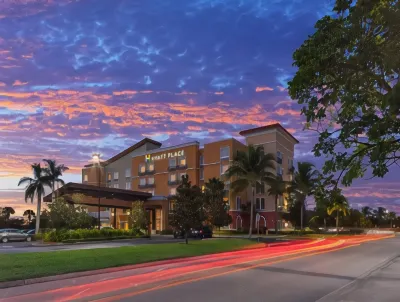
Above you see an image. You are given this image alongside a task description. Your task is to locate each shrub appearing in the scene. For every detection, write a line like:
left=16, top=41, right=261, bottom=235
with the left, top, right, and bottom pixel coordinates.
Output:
left=160, top=229, right=174, bottom=235
left=42, top=228, right=145, bottom=242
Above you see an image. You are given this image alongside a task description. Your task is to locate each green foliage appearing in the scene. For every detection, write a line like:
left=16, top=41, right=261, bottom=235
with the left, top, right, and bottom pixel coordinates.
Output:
left=169, top=175, right=205, bottom=243
left=0, top=207, right=15, bottom=221
left=47, top=197, right=95, bottom=229
left=204, top=178, right=232, bottom=229
left=42, top=228, right=143, bottom=242
left=288, top=0, right=400, bottom=187
left=128, top=201, right=149, bottom=232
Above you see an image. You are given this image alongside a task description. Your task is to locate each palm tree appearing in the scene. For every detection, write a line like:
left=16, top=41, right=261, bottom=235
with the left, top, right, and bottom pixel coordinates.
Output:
left=43, top=159, right=69, bottom=202
left=327, top=192, right=349, bottom=235
left=267, top=176, right=288, bottom=234
left=387, top=212, right=396, bottom=228
left=291, top=162, right=319, bottom=230
left=1, top=207, right=15, bottom=223
left=225, top=145, right=275, bottom=238
left=18, top=163, right=52, bottom=234
left=361, top=206, right=372, bottom=217
left=23, top=209, right=35, bottom=223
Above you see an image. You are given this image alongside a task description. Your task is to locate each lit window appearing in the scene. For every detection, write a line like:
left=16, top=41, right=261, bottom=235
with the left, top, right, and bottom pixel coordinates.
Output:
left=114, top=172, right=119, bottom=180
left=178, top=156, right=186, bottom=166
left=220, top=163, right=229, bottom=175
left=83, top=174, right=88, bottom=182
left=170, top=187, right=177, bottom=195
left=169, top=173, right=177, bottom=182
left=147, top=162, right=154, bottom=172
left=125, top=182, right=131, bottom=190
left=169, top=158, right=176, bottom=168
left=139, top=178, right=146, bottom=186
left=236, top=196, right=241, bottom=210
left=125, top=168, right=131, bottom=178
left=169, top=200, right=176, bottom=212
left=148, top=177, right=154, bottom=185
left=200, top=167, right=204, bottom=180
left=220, top=146, right=230, bottom=159
left=139, top=164, right=146, bottom=173
left=199, top=155, right=204, bottom=165
left=107, top=173, right=112, bottom=181
left=113, top=184, right=119, bottom=189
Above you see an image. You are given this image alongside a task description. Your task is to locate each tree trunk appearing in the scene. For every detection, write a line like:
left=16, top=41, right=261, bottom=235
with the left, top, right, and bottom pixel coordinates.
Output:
left=275, top=195, right=278, bottom=234
left=300, top=200, right=304, bottom=230
left=248, top=188, right=254, bottom=238
left=185, top=229, right=188, bottom=244
left=336, top=210, right=339, bottom=235
left=52, top=182, right=55, bottom=203
left=35, top=192, right=41, bottom=234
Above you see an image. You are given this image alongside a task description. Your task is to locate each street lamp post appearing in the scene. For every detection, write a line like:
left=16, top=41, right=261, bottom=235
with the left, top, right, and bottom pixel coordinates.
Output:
left=92, top=153, right=101, bottom=230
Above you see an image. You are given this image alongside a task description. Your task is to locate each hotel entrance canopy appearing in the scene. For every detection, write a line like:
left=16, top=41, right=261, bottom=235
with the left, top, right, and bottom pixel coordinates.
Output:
left=44, top=182, right=152, bottom=209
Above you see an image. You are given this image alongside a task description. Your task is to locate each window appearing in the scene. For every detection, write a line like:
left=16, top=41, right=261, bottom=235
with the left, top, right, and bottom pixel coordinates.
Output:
left=199, top=155, right=204, bottom=165
left=278, top=195, right=284, bottom=208
left=125, top=168, right=131, bottom=178
left=107, top=173, right=112, bottom=181
left=261, top=198, right=265, bottom=210
left=83, top=174, right=88, bottom=182
left=288, top=158, right=293, bottom=170
left=114, top=172, right=119, bottom=180
left=178, top=156, right=186, bottom=167
left=170, top=187, right=177, bottom=195
left=200, top=167, right=204, bottom=180
left=139, top=163, right=146, bottom=174
left=169, top=158, right=176, bottom=168
left=148, top=177, right=154, bottom=185
left=147, top=162, right=155, bottom=172
left=169, top=173, right=177, bottom=182
left=169, top=200, right=176, bottom=212
left=277, top=151, right=282, bottom=159
left=256, top=182, right=265, bottom=194
left=277, top=164, right=283, bottom=176
left=139, top=178, right=146, bottom=186
left=113, top=184, right=119, bottom=189
left=256, top=198, right=265, bottom=210
left=289, top=174, right=293, bottom=181
left=220, top=163, right=229, bottom=175
left=236, top=196, right=241, bottom=210
left=256, top=198, right=260, bottom=210
left=220, top=146, right=230, bottom=159
left=125, top=182, right=131, bottom=190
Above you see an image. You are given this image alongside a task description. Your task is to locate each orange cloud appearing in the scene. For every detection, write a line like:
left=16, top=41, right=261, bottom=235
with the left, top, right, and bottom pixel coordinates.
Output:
left=214, top=92, right=224, bottom=95
left=12, top=80, right=28, bottom=86
left=188, top=126, right=202, bottom=131
left=256, top=86, right=274, bottom=92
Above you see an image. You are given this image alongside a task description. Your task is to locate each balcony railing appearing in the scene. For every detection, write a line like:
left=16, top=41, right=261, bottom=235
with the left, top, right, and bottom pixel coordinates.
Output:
left=176, top=164, right=187, bottom=170
left=139, top=183, right=155, bottom=189
left=139, top=169, right=155, bottom=176
left=168, top=165, right=177, bottom=171
left=168, top=180, right=178, bottom=186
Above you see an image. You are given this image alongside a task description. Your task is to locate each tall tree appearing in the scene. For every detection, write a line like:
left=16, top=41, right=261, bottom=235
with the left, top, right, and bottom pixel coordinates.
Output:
left=388, top=211, right=397, bottom=227
left=373, top=206, right=388, bottom=226
left=267, top=176, right=288, bottom=234
left=225, top=145, right=275, bottom=238
left=23, top=209, right=35, bottom=223
left=18, top=163, right=52, bottom=234
left=1, top=207, right=15, bottom=223
left=327, top=190, right=349, bottom=234
left=43, top=159, right=69, bottom=202
left=361, top=206, right=373, bottom=217
left=288, top=0, right=400, bottom=188
left=169, top=175, right=204, bottom=244
left=204, top=178, right=232, bottom=231
left=129, top=201, right=149, bottom=233
left=291, top=162, right=319, bottom=229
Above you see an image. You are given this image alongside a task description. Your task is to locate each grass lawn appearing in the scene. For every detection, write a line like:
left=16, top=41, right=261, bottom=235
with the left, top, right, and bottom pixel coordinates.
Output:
left=0, top=239, right=258, bottom=282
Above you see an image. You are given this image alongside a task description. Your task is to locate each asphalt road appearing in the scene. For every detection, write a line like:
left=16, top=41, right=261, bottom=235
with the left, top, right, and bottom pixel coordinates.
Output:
left=0, top=236, right=398, bottom=302
left=0, top=237, right=183, bottom=254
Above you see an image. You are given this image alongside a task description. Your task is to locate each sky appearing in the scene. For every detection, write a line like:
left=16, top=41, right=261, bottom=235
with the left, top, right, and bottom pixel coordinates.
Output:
left=0, top=0, right=399, bottom=216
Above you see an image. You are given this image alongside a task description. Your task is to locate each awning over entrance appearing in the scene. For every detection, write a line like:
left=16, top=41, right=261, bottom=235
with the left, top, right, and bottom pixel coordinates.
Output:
left=43, top=182, right=152, bottom=209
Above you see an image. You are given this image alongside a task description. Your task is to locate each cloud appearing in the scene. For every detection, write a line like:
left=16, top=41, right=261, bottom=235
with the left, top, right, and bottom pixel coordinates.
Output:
left=12, top=80, right=28, bottom=86
left=256, top=86, right=274, bottom=92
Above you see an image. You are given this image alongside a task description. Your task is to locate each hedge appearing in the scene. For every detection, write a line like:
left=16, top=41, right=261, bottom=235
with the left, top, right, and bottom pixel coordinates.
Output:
left=43, top=228, right=145, bottom=242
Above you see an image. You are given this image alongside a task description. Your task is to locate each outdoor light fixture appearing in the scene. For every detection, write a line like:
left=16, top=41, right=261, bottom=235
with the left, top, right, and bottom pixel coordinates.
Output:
left=127, top=211, right=131, bottom=215
left=92, top=153, right=101, bottom=164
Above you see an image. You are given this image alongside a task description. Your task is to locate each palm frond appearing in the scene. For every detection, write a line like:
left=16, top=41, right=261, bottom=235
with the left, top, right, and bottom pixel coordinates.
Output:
left=18, top=177, right=33, bottom=187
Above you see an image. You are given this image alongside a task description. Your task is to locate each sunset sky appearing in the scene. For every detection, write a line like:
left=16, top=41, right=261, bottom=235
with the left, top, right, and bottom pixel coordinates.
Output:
left=0, top=0, right=399, bottom=215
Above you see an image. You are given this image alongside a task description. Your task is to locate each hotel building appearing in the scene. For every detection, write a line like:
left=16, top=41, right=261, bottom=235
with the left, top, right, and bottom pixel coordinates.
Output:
left=79, top=123, right=298, bottom=233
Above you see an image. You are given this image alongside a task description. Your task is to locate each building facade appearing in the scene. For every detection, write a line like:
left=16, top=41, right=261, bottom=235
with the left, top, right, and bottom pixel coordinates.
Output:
left=81, top=124, right=298, bottom=233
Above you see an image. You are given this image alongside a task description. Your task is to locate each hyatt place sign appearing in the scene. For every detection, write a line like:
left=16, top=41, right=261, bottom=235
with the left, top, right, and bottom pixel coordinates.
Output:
left=145, top=150, right=184, bottom=162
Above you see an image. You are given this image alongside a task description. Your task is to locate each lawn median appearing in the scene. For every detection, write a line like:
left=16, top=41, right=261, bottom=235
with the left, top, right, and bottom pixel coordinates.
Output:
left=0, top=239, right=259, bottom=283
